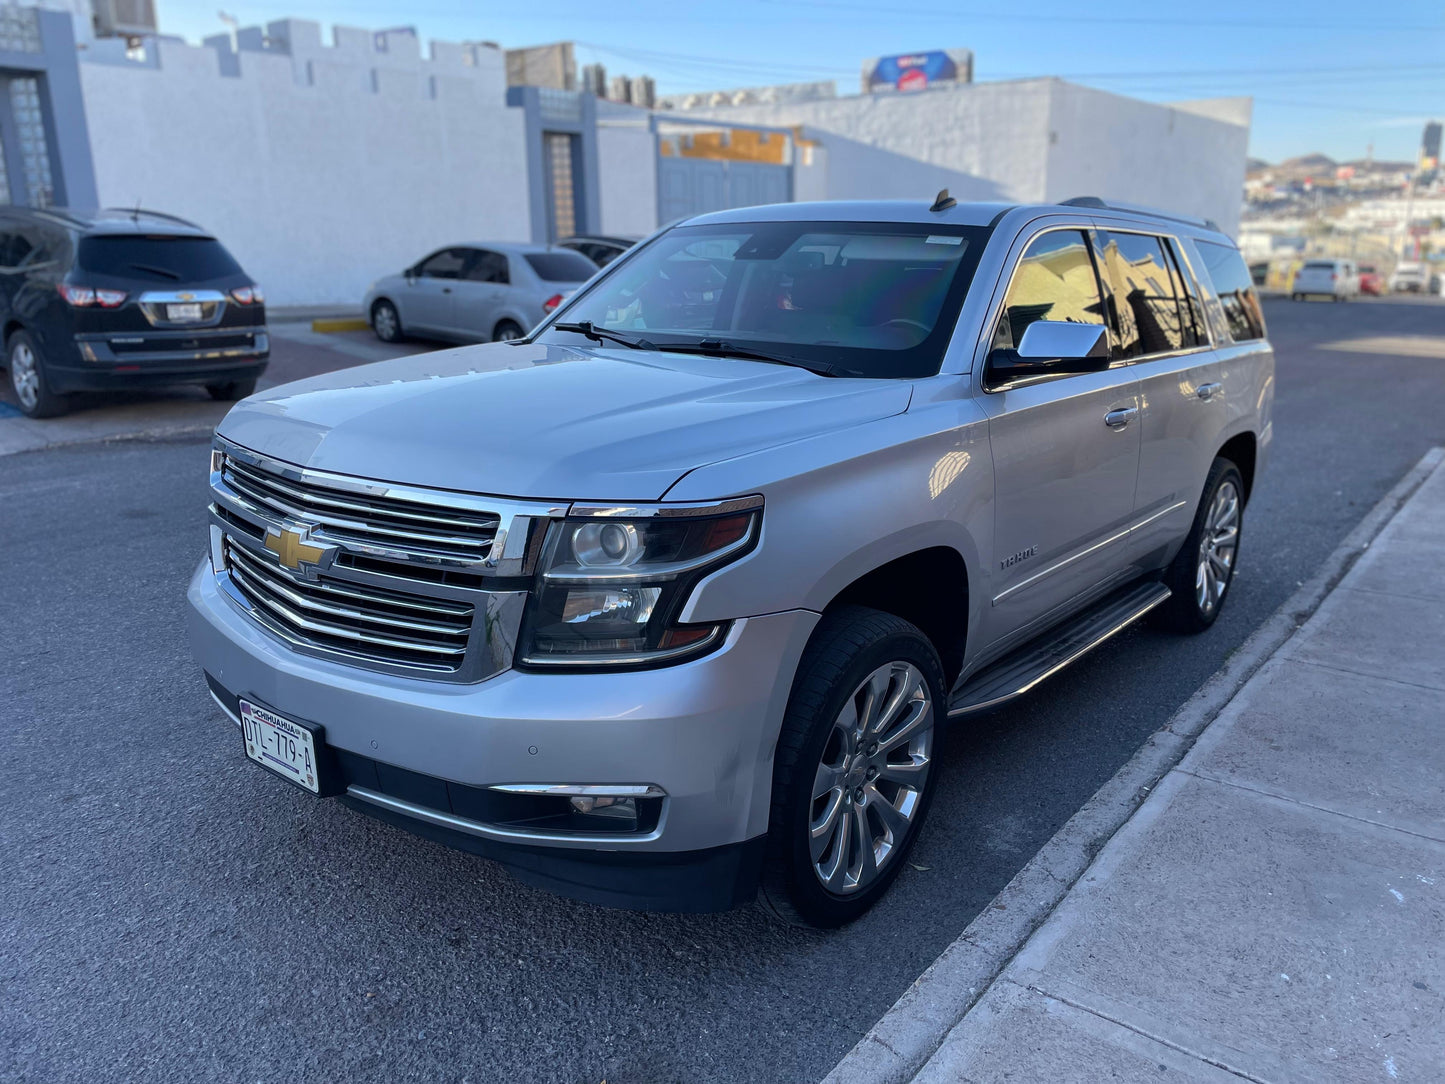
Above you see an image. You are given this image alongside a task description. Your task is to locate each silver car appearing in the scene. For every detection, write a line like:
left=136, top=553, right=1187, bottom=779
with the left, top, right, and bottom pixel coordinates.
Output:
left=364, top=242, right=598, bottom=344
left=190, top=196, right=1273, bottom=927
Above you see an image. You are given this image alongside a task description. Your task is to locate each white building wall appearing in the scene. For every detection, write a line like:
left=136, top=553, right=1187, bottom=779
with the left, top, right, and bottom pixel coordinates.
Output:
left=595, top=101, right=658, bottom=236
left=1044, top=84, right=1250, bottom=238
left=686, top=78, right=1249, bottom=235
left=691, top=80, right=1057, bottom=202
left=79, top=21, right=530, bottom=306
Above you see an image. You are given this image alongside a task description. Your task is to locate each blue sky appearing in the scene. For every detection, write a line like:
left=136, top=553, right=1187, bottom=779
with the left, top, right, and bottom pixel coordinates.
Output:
left=158, top=0, right=1445, bottom=164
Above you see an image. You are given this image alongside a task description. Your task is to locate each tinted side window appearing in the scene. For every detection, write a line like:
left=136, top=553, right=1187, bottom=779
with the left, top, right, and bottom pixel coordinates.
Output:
left=0, top=230, right=33, bottom=269
left=416, top=249, right=468, bottom=279
left=992, top=229, right=1105, bottom=353
left=1196, top=241, right=1266, bottom=342
left=1163, top=237, right=1207, bottom=348
left=525, top=251, right=599, bottom=282
left=1097, top=231, right=1186, bottom=357
left=466, top=249, right=509, bottom=284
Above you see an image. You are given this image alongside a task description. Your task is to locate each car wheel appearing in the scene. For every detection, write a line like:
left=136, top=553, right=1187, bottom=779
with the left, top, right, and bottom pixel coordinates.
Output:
left=371, top=299, right=403, bottom=343
left=206, top=377, right=258, bottom=401
left=1290, top=292, right=1300, bottom=301
left=759, top=605, right=945, bottom=928
left=493, top=320, right=523, bottom=342
left=1150, top=457, right=1244, bottom=634
left=7, top=330, right=67, bottom=418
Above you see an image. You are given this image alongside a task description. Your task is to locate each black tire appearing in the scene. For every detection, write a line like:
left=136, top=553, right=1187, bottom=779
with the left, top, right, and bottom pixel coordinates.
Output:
left=1290, top=292, right=1301, bottom=301
left=371, top=299, right=404, bottom=343
left=759, top=605, right=946, bottom=928
left=493, top=319, right=523, bottom=342
left=206, top=377, right=258, bottom=401
left=6, top=329, right=67, bottom=418
left=1150, top=457, right=1245, bottom=634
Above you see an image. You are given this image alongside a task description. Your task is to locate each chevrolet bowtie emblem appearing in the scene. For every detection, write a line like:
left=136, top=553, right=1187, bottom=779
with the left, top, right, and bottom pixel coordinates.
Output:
left=177, top=291, right=195, bottom=301
left=265, top=526, right=330, bottom=572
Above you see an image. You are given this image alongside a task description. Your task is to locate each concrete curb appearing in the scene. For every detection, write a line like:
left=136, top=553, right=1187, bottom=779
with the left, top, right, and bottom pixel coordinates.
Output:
left=822, top=445, right=1445, bottom=1084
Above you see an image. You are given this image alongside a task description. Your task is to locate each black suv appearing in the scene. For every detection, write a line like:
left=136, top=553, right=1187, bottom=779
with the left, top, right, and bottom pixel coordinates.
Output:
left=0, top=207, right=268, bottom=418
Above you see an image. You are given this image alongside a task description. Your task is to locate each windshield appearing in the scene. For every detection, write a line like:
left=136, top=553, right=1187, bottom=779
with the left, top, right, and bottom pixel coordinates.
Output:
left=546, top=220, right=989, bottom=378
left=77, top=235, right=244, bottom=282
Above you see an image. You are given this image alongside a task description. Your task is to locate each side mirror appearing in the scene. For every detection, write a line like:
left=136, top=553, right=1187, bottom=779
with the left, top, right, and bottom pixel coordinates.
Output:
left=988, top=321, right=1109, bottom=383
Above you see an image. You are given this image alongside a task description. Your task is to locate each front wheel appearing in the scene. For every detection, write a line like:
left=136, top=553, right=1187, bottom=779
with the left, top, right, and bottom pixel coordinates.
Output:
left=493, top=320, right=523, bottom=342
left=1150, top=458, right=1244, bottom=633
left=759, top=605, right=945, bottom=928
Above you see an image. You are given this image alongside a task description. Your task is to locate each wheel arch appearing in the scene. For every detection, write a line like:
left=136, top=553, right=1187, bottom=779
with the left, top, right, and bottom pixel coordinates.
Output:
left=822, top=545, right=971, bottom=688
left=1217, top=431, right=1257, bottom=503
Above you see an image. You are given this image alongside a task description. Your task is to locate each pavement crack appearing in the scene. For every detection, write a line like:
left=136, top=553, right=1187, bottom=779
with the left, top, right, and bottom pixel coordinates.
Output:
left=1025, top=984, right=1272, bottom=1083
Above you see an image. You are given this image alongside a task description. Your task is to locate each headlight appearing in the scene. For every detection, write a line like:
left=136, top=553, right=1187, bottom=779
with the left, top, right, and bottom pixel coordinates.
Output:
left=518, top=496, right=761, bottom=668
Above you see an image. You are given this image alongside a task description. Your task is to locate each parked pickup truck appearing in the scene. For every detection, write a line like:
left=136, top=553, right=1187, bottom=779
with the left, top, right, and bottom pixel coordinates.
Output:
left=188, top=196, right=1273, bottom=928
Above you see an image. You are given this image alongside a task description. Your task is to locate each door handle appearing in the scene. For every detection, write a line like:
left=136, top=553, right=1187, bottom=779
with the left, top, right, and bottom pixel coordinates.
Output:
left=1196, top=382, right=1222, bottom=401
left=442, top=287, right=452, bottom=294
left=1104, top=407, right=1138, bottom=429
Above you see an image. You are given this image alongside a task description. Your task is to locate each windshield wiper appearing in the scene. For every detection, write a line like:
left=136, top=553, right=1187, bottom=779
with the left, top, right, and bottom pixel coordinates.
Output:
left=656, top=339, right=839, bottom=377
left=552, top=321, right=656, bottom=350
left=127, top=263, right=181, bottom=280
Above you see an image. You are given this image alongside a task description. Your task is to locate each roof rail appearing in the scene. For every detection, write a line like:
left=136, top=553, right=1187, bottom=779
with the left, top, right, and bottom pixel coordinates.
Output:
left=1060, top=196, right=1221, bottom=234
left=99, top=206, right=202, bottom=228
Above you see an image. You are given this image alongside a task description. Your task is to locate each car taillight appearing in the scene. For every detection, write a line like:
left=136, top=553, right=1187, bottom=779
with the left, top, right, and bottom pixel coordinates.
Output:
left=95, top=288, right=127, bottom=308
left=58, top=283, right=96, bottom=306
left=543, top=294, right=563, bottom=314
left=231, top=285, right=263, bottom=305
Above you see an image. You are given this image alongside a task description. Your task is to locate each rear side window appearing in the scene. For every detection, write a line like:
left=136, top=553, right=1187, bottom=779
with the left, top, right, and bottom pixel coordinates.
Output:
left=77, top=234, right=243, bottom=282
left=1196, top=241, right=1266, bottom=342
left=465, top=249, right=510, bottom=284
left=1096, top=231, right=1191, bottom=357
left=524, top=251, right=598, bottom=282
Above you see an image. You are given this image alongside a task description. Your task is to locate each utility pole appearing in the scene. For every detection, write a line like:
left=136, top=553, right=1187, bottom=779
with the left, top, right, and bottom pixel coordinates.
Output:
left=1401, top=171, right=1416, bottom=261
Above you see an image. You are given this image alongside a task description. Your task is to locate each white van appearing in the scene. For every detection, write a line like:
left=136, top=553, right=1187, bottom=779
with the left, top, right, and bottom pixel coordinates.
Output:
left=1292, top=259, right=1361, bottom=301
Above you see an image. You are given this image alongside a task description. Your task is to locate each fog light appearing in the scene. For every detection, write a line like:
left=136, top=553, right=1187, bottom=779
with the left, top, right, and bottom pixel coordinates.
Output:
left=569, top=797, right=638, bottom=832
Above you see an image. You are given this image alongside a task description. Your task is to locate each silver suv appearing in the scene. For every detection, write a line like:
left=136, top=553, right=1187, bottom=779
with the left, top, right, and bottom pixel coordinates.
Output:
left=188, top=196, right=1273, bottom=927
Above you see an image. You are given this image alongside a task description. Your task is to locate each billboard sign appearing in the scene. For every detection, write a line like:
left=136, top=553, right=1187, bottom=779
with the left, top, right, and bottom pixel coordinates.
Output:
left=862, top=49, right=973, bottom=94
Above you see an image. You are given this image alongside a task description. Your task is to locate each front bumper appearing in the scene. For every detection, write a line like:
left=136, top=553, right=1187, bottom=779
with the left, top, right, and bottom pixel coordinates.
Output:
left=188, top=559, right=818, bottom=909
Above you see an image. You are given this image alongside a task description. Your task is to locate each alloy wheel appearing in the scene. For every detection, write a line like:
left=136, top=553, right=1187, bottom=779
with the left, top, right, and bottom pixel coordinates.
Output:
left=1196, top=479, right=1240, bottom=616
left=10, top=341, right=39, bottom=410
left=809, top=660, right=934, bottom=896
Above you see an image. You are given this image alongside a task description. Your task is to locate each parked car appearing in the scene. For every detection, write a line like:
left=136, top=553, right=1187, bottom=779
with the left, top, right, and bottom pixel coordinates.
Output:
left=0, top=207, right=267, bottom=418
left=364, top=243, right=599, bottom=345
left=1357, top=264, right=1384, bottom=295
left=190, top=196, right=1272, bottom=927
left=1291, top=258, right=1360, bottom=301
left=556, top=234, right=639, bottom=268
left=1389, top=262, right=1429, bottom=293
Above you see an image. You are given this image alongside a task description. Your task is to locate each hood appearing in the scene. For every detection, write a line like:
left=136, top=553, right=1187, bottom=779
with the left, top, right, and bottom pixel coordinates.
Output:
left=217, top=341, right=913, bottom=500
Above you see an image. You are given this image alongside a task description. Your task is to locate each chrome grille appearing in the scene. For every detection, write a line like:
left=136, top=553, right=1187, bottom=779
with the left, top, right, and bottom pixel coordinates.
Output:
left=220, top=452, right=501, bottom=567
left=224, top=540, right=473, bottom=672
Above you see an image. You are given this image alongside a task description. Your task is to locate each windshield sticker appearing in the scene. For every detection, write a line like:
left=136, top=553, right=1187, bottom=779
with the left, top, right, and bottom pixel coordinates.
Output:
left=925, top=235, right=964, bottom=245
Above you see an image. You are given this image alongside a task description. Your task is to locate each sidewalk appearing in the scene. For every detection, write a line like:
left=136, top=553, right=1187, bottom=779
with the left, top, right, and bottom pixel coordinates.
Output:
left=838, top=449, right=1445, bottom=1083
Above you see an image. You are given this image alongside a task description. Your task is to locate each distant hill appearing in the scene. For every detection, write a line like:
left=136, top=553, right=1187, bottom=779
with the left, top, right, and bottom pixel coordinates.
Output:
left=1342, top=158, right=1413, bottom=173
left=1279, top=153, right=1337, bottom=173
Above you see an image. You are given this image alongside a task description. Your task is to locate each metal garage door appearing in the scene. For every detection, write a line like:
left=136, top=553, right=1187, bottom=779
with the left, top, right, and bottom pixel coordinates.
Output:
left=658, top=157, right=792, bottom=225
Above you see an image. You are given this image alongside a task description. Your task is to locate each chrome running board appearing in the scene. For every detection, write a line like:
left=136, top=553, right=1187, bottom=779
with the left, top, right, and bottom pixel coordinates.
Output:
left=948, top=581, right=1172, bottom=717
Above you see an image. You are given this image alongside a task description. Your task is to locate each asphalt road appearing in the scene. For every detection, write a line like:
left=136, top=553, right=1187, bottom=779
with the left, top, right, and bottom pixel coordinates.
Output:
left=3, top=297, right=1444, bottom=1083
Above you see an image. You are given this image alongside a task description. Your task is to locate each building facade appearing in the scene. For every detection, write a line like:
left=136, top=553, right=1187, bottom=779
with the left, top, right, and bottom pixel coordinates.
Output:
left=0, top=7, right=1254, bottom=306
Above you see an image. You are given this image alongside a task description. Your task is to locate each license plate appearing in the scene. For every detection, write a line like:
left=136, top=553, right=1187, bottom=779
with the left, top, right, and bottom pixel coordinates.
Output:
left=167, top=302, right=203, bottom=322
left=240, top=699, right=320, bottom=793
